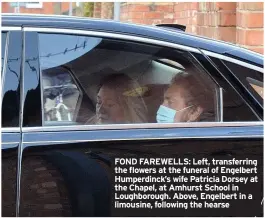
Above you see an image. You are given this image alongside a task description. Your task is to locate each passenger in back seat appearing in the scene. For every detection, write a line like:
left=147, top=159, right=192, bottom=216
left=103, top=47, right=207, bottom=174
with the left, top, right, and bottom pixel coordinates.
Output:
left=95, top=73, right=148, bottom=124
left=156, top=72, right=215, bottom=123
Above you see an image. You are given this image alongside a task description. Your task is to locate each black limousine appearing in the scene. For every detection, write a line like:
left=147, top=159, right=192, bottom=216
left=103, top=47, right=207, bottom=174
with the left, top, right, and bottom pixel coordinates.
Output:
left=2, top=14, right=263, bottom=217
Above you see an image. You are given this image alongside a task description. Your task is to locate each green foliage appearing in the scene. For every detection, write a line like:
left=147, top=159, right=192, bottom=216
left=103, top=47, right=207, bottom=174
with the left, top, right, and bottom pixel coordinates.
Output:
left=83, top=2, right=94, bottom=17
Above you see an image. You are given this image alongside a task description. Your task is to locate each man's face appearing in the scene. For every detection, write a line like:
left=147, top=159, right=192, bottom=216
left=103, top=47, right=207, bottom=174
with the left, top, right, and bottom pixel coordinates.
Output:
left=96, top=85, right=125, bottom=124
left=162, top=84, right=190, bottom=122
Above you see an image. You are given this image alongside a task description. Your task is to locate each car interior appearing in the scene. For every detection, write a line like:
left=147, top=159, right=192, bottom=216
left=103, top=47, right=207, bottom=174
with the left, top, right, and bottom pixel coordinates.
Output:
left=42, top=59, right=184, bottom=125
left=41, top=42, right=219, bottom=126
left=40, top=36, right=260, bottom=126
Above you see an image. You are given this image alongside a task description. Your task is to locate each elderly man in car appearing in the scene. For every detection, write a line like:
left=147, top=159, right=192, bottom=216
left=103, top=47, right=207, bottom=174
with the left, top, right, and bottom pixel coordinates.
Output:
left=156, top=72, right=216, bottom=123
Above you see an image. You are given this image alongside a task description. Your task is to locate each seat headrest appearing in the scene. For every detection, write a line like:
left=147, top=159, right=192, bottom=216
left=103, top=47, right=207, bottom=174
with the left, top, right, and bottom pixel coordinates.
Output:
left=142, top=84, right=168, bottom=123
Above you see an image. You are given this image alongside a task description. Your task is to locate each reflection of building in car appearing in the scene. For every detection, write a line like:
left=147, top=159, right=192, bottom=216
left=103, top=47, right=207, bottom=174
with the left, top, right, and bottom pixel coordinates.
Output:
left=45, top=94, right=71, bottom=121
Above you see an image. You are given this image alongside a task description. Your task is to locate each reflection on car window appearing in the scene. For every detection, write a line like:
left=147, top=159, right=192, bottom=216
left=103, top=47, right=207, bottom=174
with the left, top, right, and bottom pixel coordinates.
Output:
left=1, top=32, right=7, bottom=75
left=39, top=34, right=102, bottom=69
left=38, top=33, right=220, bottom=126
left=42, top=68, right=82, bottom=123
left=2, top=31, right=22, bottom=127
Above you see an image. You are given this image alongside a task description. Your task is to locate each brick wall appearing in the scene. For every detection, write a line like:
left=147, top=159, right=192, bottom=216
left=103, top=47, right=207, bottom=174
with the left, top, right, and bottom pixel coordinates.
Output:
left=101, top=2, right=114, bottom=19
left=1, top=2, right=11, bottom=13
left=120, top=2, right=174, bottom=25
left=119, top=2, right=264, bottom=54
left=19, top=2, right=54, bottom=14
left=93, top=3, right=102, bottom=18
left=197, top=2, right=237, bottom=43
left=174, top=2, right=198, bottom=34
left=2, top=2, right=263, bottom=54
left=237, top=2, right=264, bottom=53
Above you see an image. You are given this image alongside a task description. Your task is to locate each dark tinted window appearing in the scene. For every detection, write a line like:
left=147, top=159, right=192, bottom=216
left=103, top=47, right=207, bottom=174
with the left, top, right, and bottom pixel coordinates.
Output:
left=38, top=33, right=220, bottom=126
left=2, top=31, right=22, bottom=127
left=1, top=32, right=7, bottom=75
left=209, top=57, right=261, bottom=121
left=223, top=61, right=263, bottom=105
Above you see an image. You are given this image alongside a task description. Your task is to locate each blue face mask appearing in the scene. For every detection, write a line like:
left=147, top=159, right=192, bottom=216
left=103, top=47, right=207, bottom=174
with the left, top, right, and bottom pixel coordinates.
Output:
left=156, top=105, right=193, bottom=123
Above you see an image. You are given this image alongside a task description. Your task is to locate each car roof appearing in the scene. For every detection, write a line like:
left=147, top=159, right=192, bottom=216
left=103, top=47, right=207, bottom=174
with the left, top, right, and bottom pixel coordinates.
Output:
left=2, top=13, right=263, bottom=66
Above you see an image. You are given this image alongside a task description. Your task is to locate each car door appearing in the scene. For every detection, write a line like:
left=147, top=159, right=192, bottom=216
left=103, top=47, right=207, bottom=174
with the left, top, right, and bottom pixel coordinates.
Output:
left=2, top=27, right=23, bottom=217
left=18, top=27, right=263, bottom=217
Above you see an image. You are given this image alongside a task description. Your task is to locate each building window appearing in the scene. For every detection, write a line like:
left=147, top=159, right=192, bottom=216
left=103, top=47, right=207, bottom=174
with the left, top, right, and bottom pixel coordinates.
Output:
left=25, top=2, right=43, bottom=8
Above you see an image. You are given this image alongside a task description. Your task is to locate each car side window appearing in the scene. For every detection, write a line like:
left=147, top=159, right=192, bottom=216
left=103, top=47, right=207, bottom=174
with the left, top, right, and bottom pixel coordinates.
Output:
left=38, top=33, right=259, bottom=126
left=1, top=32, right=7, bottom=75
left=38, top=34, right=99, bottom=125
left=223, top=60, right=263, bottom=102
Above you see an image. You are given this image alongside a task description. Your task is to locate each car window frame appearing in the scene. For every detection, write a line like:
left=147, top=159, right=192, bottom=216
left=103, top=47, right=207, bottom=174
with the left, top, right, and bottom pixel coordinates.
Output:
left=21, top=31, right=42, bottom=127
left=23, top=27, right=263, bottom=132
